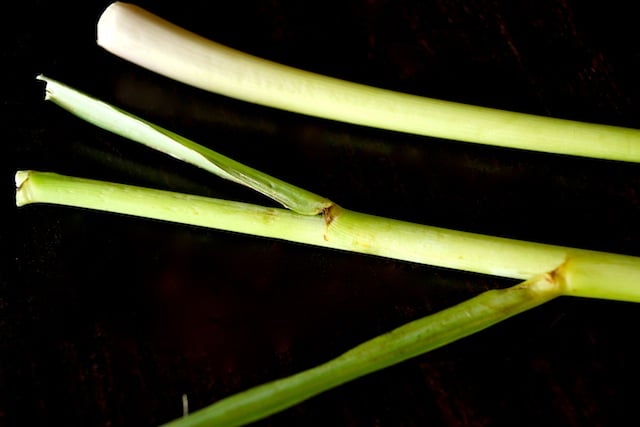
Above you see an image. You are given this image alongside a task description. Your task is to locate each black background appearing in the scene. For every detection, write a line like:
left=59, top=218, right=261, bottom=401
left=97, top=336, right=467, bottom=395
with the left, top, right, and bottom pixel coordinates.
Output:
left=4, top=1, right=640, bottom=426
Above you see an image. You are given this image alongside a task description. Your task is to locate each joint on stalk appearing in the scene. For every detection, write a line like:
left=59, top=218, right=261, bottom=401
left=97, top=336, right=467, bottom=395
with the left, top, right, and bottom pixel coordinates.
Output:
left=322, top=203, right=341, bottom=241
left=547, top=258, right=570, bottom=293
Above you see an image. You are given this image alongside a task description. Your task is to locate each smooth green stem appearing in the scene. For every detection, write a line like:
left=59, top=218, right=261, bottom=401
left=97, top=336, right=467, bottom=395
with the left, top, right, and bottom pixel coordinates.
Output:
left=16, top=170, right=640, bottom=302
left=97, top=2, right=640, bottom=162
left=36, top=75, right=331, bottom=215
left=15, top=170, right=326, bottom=243
left=161, top=274, right=561, bottom=427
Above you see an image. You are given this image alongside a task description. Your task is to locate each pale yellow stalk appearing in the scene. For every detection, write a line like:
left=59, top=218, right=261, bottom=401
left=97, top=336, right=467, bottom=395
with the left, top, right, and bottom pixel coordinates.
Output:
left=97, top=2, right=640, bottom=162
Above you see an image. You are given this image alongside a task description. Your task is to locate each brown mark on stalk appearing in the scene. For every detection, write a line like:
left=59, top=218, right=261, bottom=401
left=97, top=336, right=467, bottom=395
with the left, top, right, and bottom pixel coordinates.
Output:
left=519, top=258, right=569, bottom=296
left=542, top=257, right=571, bottom=295
left=550, top=258, right=569, bottom=285
left=322, top=203, right=341, bottom=241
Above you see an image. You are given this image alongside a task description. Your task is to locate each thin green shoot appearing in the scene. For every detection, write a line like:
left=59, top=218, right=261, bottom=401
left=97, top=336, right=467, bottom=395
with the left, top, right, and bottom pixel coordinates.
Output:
left=36, top=74, right=331, bottom=216
left=97, top=2, right=640, bottom=163
left=159, top=273, right=562, bottom=427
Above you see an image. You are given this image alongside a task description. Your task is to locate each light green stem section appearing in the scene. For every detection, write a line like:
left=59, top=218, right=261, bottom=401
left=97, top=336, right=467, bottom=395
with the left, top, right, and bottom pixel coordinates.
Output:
left=161, top=274, right=561, bottom=427
left=36, top=75, right=331, bottom=215
left=15, top=170, right=640, bottom=302
left=97, top=2, right=640, bottom=162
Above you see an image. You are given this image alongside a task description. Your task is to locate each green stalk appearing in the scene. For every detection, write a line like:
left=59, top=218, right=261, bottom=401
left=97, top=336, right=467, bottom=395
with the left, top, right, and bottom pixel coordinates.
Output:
left=36, top=75, right=331, bottom=216
left=15, top=170, right=327, bottom=245
left=97, top=2, right=640, bottom=162
left=160, top=273, right=562, bottom=427
left=15, top=170, right=640, bottom=303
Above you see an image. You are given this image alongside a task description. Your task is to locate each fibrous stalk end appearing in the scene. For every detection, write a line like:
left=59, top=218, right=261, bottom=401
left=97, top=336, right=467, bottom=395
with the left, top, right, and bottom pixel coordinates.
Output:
left=15, top=170, right=32, bottom=207
left=36, top=74, right=52, bottom=101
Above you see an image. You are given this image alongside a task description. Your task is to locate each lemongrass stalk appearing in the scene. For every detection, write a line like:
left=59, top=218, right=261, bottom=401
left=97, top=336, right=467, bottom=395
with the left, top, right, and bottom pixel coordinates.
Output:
left=15, top=170, right=327, bottom=244
left=97, top=2, right=640, bottom=163
left=35, top=75, right=330, bottom=216
left=15, top=170, right=640, bottom=302
left=161, top=273, right=562, bottom=427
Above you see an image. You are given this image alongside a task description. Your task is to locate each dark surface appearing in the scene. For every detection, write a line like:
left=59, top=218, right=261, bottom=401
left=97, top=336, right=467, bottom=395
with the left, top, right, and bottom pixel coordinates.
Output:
left=3, top=1, right=640, bottom=426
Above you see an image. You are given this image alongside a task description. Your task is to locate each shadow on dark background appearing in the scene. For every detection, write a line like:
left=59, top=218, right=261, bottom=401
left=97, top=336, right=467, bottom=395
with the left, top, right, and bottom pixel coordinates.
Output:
left=3, top=1, right=640, bottom=426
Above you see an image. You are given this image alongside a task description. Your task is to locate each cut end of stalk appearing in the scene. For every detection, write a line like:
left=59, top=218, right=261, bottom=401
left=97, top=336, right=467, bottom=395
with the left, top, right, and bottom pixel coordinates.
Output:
left=96, top=2, right=125, bottom=50
left=97, top=2, right=172, bottom=69
left=36, top=74, right=52, bottom=101
left=15, top=170, right=33, bottom=207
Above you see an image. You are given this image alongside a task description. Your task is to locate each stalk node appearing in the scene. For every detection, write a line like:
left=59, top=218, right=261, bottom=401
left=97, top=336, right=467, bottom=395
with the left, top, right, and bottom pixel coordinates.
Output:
left=322, top=203, right=341, bottom=241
